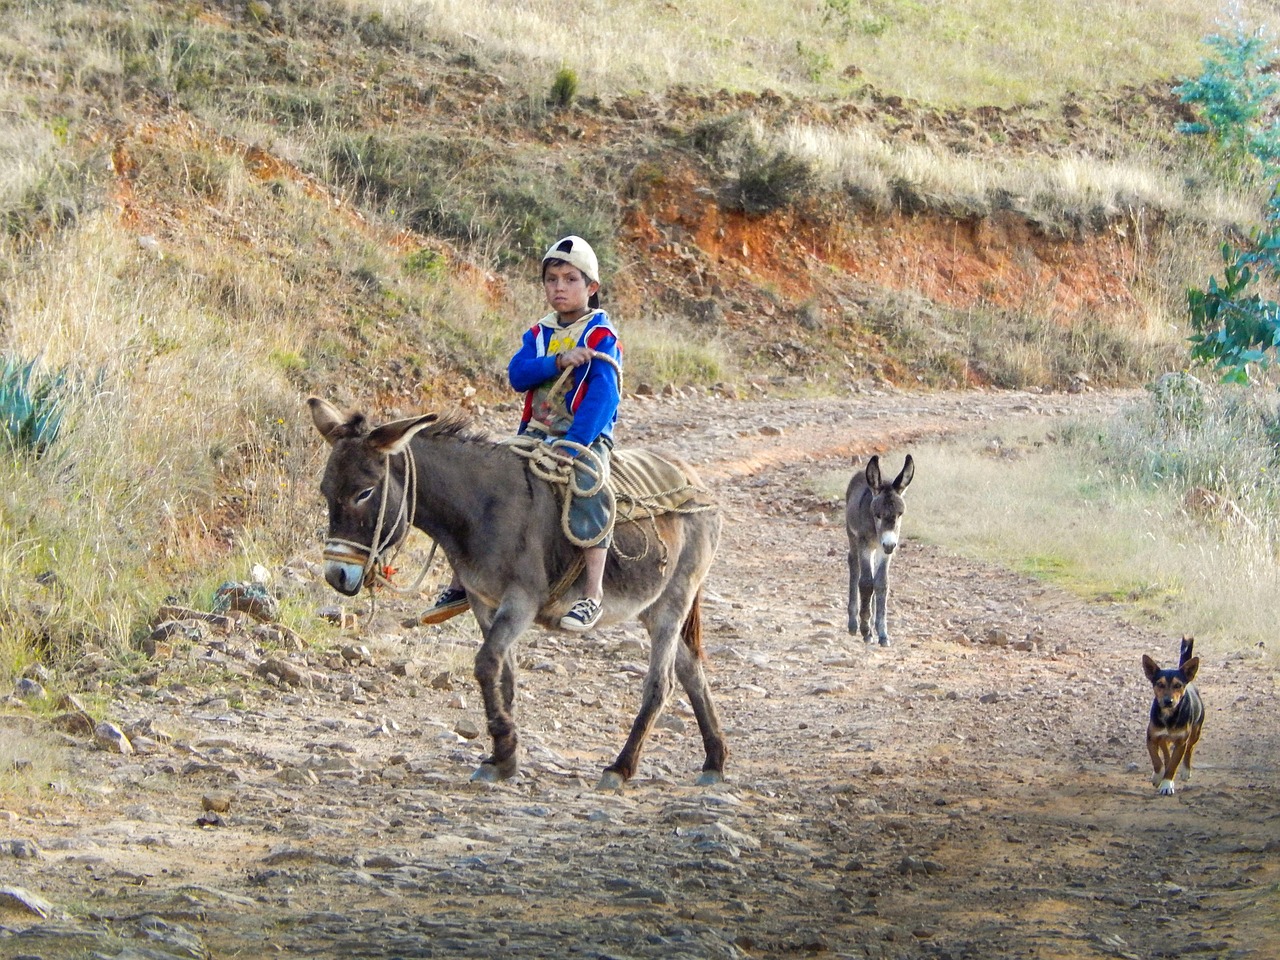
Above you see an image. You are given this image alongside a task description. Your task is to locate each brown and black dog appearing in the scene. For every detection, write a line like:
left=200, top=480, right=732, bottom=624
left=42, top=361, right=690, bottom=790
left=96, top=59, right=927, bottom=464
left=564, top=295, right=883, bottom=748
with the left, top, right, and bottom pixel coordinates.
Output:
left=1141, top=637, right=1205, bottom=796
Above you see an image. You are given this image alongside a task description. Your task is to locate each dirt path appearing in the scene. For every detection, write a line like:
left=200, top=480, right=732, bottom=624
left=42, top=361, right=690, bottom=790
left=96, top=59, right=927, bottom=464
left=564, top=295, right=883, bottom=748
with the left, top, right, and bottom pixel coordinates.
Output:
left=3, top=387, right=1278, bottom=960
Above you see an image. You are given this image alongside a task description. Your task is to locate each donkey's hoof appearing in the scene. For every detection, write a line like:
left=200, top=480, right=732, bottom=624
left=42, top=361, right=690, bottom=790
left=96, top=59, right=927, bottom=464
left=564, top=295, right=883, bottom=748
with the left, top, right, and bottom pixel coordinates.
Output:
left=878, top=636, right=892, bottom=647
left=471, top=759, right=517, bottom=782
left=595, top=770, right=626, bottom=792
left=695, top=769, right=724, bottom=787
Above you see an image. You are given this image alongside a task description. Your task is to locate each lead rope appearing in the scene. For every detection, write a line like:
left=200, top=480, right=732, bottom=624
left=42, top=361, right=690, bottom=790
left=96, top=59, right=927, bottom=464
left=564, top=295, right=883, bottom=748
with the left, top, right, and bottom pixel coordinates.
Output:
left=324, top=449, right=440, bottom=618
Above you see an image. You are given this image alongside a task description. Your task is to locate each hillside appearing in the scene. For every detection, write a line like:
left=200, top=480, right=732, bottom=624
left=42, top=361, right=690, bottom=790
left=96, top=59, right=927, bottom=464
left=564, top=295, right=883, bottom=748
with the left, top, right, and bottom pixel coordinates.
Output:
left=0, top=0, right=1271, bottom=652
left=4, top=0, right=1248, bottom=400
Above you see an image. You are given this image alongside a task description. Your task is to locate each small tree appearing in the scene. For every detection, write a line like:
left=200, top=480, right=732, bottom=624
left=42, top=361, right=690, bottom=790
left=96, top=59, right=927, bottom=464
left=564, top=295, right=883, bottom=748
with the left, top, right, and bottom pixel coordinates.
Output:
left=1179, top=20, right=1280, bottom=383
left=1174, top=22, right=1280, bottom=178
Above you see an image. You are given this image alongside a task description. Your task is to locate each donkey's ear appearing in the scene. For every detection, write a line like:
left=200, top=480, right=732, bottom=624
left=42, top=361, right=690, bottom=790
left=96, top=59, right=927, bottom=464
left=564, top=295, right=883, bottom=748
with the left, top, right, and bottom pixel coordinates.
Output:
left=894, top=454, right=915, bottom=492
left=864, top=455, right=882, bottom=489
left=309, top=397, right=349, bottom=445
left=367, top=414, right=437, bottom=456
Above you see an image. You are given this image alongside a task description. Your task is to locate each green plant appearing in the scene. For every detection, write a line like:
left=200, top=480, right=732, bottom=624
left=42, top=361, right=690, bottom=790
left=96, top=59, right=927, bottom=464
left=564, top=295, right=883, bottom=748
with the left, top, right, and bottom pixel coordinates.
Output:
left=1174, top=20, right=1280, bottom=178
left=728, top=143, right=815, bottom=215
left=550, top=67, right=578, bottom=109
left=1186, top=195, right=1280, bottom=382
left=0, top=356, right=67, bottom=456
left=1179, top=20, right=1280, bottom=383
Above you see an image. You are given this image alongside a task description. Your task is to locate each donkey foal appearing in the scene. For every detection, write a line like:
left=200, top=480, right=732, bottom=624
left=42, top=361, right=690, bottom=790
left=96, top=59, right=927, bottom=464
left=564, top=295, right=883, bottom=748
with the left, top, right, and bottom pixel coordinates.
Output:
left=845, top=454, right=914, bottom=646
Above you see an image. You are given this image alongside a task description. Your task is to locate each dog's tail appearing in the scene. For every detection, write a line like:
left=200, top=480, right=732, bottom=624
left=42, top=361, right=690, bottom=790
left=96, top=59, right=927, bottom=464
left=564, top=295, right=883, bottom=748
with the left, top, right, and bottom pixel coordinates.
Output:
left=1179, top=635, right=1195, bottom=667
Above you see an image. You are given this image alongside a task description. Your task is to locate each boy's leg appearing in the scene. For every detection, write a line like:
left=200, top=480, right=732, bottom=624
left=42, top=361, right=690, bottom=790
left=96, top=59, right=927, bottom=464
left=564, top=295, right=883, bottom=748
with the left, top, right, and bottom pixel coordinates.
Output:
left=420, top=573, right=470, bottom=624
left=583, top=546, right=607, bottom=601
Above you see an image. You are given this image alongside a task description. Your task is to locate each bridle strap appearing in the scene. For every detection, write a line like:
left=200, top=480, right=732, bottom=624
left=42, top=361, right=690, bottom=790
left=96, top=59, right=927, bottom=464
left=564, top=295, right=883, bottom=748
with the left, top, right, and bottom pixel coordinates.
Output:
left=323, top=449, right=437, bottom=597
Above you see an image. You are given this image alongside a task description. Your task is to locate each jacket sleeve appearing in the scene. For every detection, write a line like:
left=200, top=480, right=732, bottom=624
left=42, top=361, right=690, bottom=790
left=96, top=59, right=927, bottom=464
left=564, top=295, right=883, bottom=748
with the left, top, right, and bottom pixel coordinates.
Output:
left=561, top=327, right=621, bottom=450
left=508, top=326, right=560, bottom=393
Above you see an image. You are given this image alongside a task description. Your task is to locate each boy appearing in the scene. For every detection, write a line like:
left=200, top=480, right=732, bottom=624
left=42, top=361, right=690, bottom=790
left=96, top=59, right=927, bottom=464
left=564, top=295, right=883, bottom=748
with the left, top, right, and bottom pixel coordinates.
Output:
left=423, top=235, right=621, bottom=631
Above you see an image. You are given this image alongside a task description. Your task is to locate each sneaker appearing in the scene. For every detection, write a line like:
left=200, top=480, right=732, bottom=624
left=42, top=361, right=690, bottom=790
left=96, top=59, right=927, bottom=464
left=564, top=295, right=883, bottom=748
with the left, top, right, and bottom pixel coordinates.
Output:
left=560, top=596, right=603, bottom=632
left=419, top=586, right=470, bottom=625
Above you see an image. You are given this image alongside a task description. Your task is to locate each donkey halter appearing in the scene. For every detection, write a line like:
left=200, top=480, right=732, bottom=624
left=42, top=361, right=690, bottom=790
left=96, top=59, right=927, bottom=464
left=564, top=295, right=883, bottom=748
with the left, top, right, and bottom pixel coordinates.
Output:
left=323, top=450, right=436, bottom=596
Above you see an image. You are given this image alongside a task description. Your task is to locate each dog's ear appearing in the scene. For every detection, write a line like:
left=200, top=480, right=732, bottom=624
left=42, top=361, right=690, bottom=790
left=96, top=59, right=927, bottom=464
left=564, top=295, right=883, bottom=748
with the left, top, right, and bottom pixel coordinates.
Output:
left=1180, top=656, right=1200, bottom=684
left=1142, top=654, right=1160, bottom=683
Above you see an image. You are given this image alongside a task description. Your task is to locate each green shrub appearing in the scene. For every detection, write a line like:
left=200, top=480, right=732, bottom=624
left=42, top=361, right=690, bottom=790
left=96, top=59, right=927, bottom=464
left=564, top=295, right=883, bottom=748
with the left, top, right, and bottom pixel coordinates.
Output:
left=0, top=356, right=67, bottom=456
left=1178, top=20, right=1280, bottom=383
left=1174, top=21, right=1280, bottom=179
left=550, top=67, right=578, bottom=109
left=728, top=143, right=815, bottom=215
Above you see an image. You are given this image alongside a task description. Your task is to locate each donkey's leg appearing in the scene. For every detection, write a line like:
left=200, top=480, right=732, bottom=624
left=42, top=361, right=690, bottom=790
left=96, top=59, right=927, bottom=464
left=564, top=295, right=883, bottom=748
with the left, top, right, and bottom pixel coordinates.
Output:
left=873, top=556, right=892, bottom=646
left=471, top=598, right=537, bottom=782
left=674, top=630, right=728, bottom=786
left=846, top=550, right=861, bottom=635
left=599, top=607, right=684, bottom=790
left=857, top=547, right=876, bottom=643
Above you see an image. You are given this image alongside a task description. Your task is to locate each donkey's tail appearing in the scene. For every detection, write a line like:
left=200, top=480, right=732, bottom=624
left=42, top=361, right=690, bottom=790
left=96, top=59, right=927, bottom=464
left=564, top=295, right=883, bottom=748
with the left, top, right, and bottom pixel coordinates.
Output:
left=681, top=589, right=704, bottom=660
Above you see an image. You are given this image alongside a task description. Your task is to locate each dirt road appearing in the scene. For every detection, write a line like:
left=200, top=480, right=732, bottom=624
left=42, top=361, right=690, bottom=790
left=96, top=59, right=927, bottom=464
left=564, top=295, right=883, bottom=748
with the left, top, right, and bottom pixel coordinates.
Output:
left=3, top=387, right=1278, bottom=960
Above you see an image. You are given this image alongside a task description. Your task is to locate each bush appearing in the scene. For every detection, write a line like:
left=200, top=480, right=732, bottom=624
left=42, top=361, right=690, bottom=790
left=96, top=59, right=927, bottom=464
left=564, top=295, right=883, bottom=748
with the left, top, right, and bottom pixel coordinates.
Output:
left=0, top=356, right=67, bottom=456
left=727, top=143, right=815, bottom=215
left=550, top=67, right=578, bottom=110
left=1178, top=19, right=1280, bottom=383
left=1174, top=21, right=1280, bottom=180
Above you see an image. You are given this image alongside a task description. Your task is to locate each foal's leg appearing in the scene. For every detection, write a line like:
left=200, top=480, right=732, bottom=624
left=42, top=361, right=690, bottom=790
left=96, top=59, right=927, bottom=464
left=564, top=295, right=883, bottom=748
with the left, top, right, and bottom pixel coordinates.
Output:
left=471, top=597, right=537, bottom=782
left=846, top=549, right=861, bottom=635
left=857, top=546, right=876, bottom=643
left=872, top=555, right=892, bottom=646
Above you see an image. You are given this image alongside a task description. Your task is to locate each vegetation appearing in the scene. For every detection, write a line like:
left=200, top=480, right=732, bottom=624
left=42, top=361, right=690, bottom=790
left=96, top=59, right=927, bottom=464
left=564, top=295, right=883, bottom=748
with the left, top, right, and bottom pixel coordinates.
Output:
left=816, top=379, right=1280, bottom=653
left=0, top=0, right=1278, bottom=673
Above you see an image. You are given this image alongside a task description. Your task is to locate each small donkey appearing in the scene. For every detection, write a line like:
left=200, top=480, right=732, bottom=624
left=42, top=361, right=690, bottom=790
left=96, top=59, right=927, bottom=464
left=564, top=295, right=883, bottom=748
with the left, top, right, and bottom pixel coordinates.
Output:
left=845, top=454, right=914, bottom=646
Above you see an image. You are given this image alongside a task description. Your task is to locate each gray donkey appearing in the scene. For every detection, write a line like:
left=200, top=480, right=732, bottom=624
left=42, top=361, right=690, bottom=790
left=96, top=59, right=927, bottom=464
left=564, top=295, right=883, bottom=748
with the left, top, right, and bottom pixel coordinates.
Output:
left=308, top=398, right=727, bottom=791
left=845, top=454, right=914, bottom=646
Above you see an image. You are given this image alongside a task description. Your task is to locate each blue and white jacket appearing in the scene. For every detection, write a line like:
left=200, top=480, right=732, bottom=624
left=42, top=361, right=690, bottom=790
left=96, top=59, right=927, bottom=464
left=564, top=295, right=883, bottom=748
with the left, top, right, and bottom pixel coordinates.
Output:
left=508, top=309, right=621, bottom=452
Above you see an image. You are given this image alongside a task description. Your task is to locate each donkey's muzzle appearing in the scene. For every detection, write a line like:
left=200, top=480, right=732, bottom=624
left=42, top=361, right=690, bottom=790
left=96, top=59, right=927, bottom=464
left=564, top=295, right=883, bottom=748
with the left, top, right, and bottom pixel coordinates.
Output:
left=323, top=541, right=369, bottom=596
left=325, top=560, right=366, bottom=596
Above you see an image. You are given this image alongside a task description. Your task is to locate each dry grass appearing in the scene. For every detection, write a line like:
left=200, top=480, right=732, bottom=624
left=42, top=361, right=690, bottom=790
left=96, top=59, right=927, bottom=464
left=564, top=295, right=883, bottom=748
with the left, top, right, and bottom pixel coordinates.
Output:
left=0, top=717, right=69, bottom=805
left=777, top=121, right=1266, bottom=229
left=373, top=0, right=1280, bottom=107
left=0, top=0, right=1275, bottom=676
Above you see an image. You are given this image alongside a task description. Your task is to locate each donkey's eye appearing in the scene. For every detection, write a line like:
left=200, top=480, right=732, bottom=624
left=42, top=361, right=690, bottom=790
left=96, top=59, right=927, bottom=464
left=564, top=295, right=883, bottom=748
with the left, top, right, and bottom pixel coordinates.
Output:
left=354, top=487, right=375, bottom=505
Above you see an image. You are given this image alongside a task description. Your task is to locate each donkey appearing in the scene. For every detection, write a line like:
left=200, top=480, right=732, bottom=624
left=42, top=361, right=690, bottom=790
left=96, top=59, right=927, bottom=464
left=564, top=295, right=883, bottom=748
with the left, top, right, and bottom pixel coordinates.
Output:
left=307, top=397, right=727, bottom=790
left=845, top=454, right=914, bottom=646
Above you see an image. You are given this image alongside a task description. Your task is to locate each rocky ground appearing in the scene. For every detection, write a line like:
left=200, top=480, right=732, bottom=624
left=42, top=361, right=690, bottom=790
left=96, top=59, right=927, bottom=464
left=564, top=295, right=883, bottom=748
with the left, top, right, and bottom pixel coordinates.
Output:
left=2, top=386, right=1278, bottom=960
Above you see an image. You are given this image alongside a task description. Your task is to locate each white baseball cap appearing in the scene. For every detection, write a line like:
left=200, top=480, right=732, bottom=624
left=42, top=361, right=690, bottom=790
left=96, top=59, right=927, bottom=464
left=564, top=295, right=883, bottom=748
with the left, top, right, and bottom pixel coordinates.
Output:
left=541, top=235, right=600, bottom=285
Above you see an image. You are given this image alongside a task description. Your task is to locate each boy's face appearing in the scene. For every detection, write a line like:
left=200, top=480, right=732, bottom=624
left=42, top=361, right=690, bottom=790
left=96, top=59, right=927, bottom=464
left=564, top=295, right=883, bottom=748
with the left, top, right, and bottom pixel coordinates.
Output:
left=543, top=261, right=599, bottom=319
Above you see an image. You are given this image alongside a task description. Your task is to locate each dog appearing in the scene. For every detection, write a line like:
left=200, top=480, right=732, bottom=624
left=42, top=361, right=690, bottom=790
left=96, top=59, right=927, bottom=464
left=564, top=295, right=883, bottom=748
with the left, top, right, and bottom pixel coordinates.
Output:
left=1141, top=636, right=1204, bottom=796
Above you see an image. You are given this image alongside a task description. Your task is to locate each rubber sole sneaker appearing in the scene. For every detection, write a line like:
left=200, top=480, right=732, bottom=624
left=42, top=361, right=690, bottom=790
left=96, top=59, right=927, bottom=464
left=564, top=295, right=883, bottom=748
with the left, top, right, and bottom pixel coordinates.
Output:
left=559, top=596, right=602, bottom=632
left=419, top=588, right=470, bottom=625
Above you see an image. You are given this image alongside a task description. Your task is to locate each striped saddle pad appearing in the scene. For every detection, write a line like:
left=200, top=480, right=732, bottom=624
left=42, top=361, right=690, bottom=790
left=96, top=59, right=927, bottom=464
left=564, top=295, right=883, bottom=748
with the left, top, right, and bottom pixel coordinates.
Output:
left=610, top=448, right=717, bottom=521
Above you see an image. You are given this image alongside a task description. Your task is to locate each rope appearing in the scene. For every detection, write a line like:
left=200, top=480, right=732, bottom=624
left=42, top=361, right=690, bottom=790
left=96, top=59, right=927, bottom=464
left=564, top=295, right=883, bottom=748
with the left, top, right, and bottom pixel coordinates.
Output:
left=322, top=449, right=441, bottom=615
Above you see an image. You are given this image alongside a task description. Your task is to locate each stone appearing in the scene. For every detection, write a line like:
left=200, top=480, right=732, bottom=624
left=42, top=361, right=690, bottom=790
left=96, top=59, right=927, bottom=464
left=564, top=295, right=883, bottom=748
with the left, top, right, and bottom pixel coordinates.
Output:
left=94, top=721, right=134, bottom=755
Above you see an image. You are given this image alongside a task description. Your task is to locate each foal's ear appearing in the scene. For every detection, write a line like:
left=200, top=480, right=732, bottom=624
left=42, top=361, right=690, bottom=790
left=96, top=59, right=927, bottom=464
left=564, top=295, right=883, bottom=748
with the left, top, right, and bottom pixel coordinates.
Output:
left=864, top=455, right=882, bottom=489
left=894, top=454, right=915, bottom=492
left=368, top=414, right=437, bottom=456
left=309, top=397, right=351, bottom=445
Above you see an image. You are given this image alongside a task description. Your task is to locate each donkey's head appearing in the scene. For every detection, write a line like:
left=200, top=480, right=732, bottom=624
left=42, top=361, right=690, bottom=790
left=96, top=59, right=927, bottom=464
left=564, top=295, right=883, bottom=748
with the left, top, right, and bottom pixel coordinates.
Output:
left=864, top=453, right=914, bottom=554
left=309, top=397, right=436, bottom=595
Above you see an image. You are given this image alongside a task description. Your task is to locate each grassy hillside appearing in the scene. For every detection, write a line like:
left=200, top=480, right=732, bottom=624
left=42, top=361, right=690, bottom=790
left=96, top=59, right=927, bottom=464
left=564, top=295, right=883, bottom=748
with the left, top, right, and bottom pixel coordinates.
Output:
left=0, top=0, right=1276, bottom=663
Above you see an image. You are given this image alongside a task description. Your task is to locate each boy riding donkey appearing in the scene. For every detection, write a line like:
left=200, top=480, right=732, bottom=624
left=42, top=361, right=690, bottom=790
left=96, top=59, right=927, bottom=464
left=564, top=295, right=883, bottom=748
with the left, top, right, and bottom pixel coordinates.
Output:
left=423, top=235, right=622, bottom=632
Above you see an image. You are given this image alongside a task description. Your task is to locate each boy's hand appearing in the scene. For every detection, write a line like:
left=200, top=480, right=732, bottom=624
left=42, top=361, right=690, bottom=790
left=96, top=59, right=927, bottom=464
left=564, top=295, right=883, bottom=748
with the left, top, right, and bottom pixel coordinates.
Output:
left=556, top=347, right=593, bottom=370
